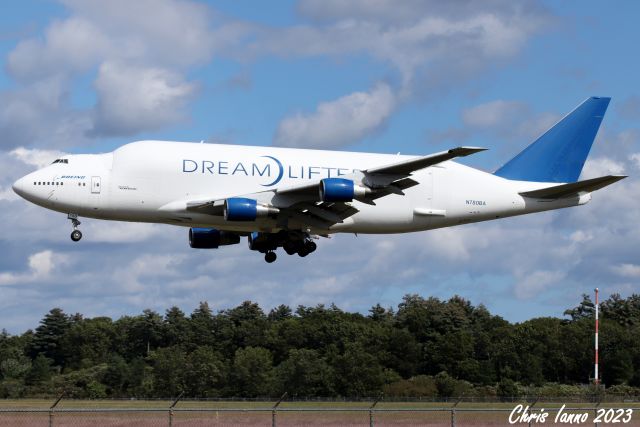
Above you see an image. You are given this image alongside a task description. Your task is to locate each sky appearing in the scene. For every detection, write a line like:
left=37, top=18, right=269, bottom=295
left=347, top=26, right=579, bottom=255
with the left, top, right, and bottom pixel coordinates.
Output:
left=0, top=0, right=639, bottom=333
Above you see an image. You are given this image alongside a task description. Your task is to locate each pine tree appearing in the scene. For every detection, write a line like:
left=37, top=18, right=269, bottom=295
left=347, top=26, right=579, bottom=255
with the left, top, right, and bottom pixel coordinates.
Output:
left=29, top=308, right=71, bottom=367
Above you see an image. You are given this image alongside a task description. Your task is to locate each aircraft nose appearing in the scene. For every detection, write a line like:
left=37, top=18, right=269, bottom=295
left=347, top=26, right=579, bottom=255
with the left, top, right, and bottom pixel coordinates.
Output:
left=12, top=176, right=28, bottom=199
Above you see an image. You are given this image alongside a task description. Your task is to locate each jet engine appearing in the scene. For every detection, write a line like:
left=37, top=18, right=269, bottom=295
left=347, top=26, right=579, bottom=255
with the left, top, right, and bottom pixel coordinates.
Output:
left=319, top=178, right=369, bottom=202
left=224, top=198, right=280, bottom=221
left=189, top=228, right=240, bottom=249
left=247, top=231, right=278, bottom=252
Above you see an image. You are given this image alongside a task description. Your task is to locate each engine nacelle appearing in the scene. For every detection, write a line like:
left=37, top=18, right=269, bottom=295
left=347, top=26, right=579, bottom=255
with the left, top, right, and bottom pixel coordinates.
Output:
left=319, top=178, right=369, bottom=202
left=248, top=231, right=278, bottom=252
left=224, top=198, right=279, bottom=221
left=189, top=228, right=240, bottom=249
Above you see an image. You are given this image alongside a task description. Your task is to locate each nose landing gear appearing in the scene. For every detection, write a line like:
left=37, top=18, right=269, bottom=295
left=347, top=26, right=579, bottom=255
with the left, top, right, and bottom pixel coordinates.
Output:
left=68, top=213, right=82, bottom=242
left=264, top=251, right=277, bottom=263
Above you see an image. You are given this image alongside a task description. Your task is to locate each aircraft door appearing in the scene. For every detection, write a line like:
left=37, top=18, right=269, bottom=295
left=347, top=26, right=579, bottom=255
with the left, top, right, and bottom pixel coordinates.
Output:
left=91, top=176, right=101, bottom=194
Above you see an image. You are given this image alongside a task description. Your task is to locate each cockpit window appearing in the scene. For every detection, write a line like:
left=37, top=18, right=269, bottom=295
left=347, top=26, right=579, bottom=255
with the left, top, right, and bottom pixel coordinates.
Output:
left=51, top=159, right=69, bottom=164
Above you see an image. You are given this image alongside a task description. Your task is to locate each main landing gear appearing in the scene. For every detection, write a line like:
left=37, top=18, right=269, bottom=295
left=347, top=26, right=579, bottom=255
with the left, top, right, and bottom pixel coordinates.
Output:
left=250, top=231, right=319, bottom=263
left=68, top=213, right=82, bottom=242
left=264, top=238, right=317, bottom=263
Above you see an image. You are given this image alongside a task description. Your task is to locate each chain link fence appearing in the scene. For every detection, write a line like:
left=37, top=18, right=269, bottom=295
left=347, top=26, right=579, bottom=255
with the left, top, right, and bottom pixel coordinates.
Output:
left=1, top=398, right=639, bottom=426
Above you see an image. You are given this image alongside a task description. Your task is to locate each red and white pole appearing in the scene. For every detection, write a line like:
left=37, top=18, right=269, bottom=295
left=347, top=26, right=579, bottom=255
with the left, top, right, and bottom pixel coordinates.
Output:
left=594, top=287, right=599, bottom=385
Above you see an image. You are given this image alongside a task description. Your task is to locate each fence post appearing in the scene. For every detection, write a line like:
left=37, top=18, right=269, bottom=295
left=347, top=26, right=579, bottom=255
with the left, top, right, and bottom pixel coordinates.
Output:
left=369, top=395, right=382, bottom=427
left=48, top=391, right=64, bottom=427
left=168, top=391, right=184, bottom=427
left=272, top=392, right=287, bottom=427
left=528, top=397, right=539, bottom=427
left=451, top=397, right=462, bottom=427
left=594, top=398, right=601, bottom=427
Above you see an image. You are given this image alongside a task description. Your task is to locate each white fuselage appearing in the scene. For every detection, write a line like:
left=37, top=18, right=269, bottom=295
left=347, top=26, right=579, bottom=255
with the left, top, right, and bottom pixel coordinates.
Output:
left=12, top=140, right=589, bottom=235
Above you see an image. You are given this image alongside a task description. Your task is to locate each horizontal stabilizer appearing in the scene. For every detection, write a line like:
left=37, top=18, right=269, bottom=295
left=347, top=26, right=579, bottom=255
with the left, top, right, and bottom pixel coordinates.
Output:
left=519, top=175, right=626, bottom=199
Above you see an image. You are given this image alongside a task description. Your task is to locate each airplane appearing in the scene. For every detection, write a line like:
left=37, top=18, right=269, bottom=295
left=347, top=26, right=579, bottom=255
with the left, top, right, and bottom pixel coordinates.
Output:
left=12, top=97, right=626, bottom=263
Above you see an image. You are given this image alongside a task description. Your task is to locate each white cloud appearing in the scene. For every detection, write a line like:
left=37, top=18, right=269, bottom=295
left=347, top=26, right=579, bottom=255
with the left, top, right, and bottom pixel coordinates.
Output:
left=88, top=222, right=167, bottom=243
left=274, top=83, right=396, bottom=148
left=0, top=250, right=67, bottom=286
left=630, top=153, right=640, bottom=169
left=1, top=0, right=218, bottom=146
left=0, top=186, right=17, bottom=201
left=514, top=270, right=566, bottom=300
left=462, top=100, right=528, bottom=128
left=263, top=1, right=550, bottom=148
left=90, top=62, right=196, bottom=136
left=7, top=0, right=215, bottom=81
left=0, top=76, right=93, bottom=149
left=7, top=17, right=110, bottom=81
left=10, top=147, right=68, bottom=169
left=612, top=264, right=640, bottom=279
left=248, top=1, right=550, bottom=88
left=569, top=230, right=593, bottom=243
left=581, top=157, right=626, bottom=179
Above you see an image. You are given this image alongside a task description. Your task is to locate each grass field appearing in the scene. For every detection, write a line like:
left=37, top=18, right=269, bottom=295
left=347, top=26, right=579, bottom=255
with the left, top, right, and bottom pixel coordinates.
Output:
left=1, top=399, right=639, bottom=426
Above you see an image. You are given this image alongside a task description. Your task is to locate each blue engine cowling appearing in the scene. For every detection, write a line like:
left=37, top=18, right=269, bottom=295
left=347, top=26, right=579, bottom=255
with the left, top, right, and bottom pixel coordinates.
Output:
left=248, top=232, right=278, bottom=252
left=224, top=198, right=280, bottom=221
left=319, top=178, right=355, bottom=202
left=224, top=198, right=258, bottom=221
left=189, top=228, right=240, bottom=249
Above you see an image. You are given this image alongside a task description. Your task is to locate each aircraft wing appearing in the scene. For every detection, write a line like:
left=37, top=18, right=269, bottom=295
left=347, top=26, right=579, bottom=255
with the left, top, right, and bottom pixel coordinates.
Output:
left=365, top=146, right=486, bottom=176
left=186, top=146, right=486, bottom=230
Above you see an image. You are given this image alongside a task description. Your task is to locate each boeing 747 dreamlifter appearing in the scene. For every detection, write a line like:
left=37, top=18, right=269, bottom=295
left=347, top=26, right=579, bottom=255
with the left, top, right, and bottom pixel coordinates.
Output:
left=12, top=97, right=626, bottom=262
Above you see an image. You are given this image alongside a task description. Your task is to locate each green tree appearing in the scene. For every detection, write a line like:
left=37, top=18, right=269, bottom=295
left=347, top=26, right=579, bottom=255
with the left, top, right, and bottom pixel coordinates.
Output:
left=190, top=302, right=216, bottom=347
left=434, top=371, right=457, bottom=397
left=62, top=317, right=115, bottom=369
left=333, top=344, right=386, bottom=397
left=163, top=306, right=191, bottom=348
left=275, top=349, right=334, bottom=396
left=184, top=346, right=226, bottom=397
left=102, top=354, right=130, bottom=396
left=25, top=354, right=52, bottom=385
left=29, top=308, right=71, bottom=367
left=149, top=346, right=186, bottom=397
left=232, top=346, right=274, bottom=397
left=497, top=378, right=520, bottom=401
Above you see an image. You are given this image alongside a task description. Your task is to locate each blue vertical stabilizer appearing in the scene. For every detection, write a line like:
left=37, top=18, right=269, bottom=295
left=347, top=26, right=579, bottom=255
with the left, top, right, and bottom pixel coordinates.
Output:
left=494, top=97, right=610, bottom=183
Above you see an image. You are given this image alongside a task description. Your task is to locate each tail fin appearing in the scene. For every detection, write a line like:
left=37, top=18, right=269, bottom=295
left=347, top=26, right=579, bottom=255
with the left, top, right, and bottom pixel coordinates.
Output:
left=494, top=97, right=610, bottom=183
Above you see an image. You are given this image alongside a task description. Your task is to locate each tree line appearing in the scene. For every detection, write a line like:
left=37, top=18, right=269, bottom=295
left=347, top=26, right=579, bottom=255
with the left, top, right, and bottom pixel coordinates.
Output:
left=1, top=293, right=640, bottom=399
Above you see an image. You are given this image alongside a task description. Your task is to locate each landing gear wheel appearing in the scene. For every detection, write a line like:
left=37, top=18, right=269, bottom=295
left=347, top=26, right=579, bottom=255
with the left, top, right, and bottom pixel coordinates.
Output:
left=265, top=252, right=277, bottom=263
left=297, top=248, right=309, bottom=257
left=283, top=241, right=297, bottom=255
left=305, top=241, right=317, bottom=253
left=68, top=214, right=82, bottom=242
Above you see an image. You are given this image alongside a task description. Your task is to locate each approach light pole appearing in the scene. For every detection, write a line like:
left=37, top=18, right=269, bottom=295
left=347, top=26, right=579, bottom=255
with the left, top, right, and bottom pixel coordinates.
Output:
left=594, top=287, right=600, bottom=386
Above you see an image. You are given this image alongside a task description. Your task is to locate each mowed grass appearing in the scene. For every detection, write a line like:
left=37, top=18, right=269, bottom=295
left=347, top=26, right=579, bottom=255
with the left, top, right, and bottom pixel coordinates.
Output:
left=1, top=398, right=639, bottom=410
left=2, top=400, right=640, bottom=427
